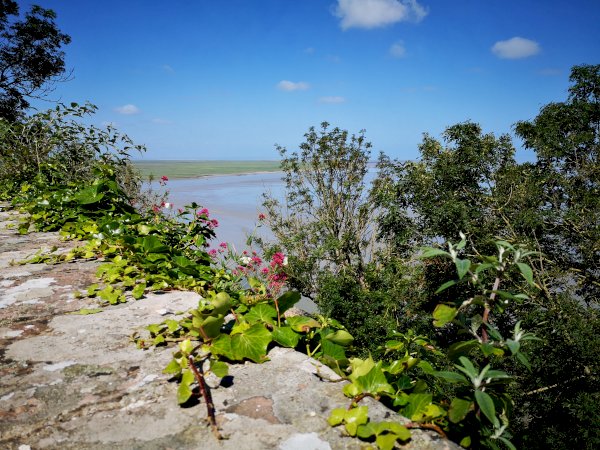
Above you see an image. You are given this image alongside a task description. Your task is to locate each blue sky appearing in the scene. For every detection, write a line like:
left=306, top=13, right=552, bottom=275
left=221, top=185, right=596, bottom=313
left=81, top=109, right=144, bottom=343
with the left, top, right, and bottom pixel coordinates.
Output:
left=24, top=0, right=600, bottom=161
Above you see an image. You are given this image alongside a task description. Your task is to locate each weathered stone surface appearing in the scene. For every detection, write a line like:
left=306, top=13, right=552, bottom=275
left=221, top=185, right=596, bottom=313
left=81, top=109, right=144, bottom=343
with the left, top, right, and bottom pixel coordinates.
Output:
left=0, top=205, right=459, bottom=450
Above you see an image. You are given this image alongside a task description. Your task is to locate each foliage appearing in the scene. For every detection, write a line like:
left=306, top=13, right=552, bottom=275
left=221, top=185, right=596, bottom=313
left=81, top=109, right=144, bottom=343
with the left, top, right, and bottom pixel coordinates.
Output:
left=327, top=238, right=539, bottom=449
left=0, top=1, right=71, bottom=121
left=260, top=122, right=376, bottom=300
left=0, top=102, right=145, bottom=200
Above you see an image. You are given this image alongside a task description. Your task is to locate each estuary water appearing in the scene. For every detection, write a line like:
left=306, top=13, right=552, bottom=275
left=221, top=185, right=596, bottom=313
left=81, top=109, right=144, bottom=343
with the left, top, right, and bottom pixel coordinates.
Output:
left=159, top=171, right=285, bottom=252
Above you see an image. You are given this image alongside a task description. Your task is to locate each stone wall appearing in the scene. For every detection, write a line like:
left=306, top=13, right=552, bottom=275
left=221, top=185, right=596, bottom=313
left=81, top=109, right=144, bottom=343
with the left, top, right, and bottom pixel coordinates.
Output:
left=0, top=206, right=459, bottom=450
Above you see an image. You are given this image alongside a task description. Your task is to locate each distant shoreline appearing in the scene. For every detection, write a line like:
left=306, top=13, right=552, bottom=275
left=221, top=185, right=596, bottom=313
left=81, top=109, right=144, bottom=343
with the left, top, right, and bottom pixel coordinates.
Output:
left=132, top=160, right=282, bottom=180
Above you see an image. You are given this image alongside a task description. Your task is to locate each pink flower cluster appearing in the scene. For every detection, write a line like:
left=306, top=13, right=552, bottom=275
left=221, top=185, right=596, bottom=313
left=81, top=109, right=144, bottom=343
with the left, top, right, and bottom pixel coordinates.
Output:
left=159, top=175, right=169, bottom=186
left=196, top=207, right=219, bottom=229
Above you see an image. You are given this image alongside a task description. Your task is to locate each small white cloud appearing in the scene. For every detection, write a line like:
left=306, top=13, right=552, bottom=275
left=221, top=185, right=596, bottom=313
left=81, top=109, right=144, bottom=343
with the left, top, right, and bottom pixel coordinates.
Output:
left=277, top=80, right=310, bottom=91
left=115, top=104, right=140, bottom=115
left=491, top=37, right=540, bottom=59
left=319, top=96, right=346, bottom=104
left=334, top=0, right=428, bottom=30
left=538, top=68, right=561, bottom=76
left=326, top=54, right=342, bottom=64
left=304, top=47, right=315, bottom=54
left=389, top=41, right=406, bottom=58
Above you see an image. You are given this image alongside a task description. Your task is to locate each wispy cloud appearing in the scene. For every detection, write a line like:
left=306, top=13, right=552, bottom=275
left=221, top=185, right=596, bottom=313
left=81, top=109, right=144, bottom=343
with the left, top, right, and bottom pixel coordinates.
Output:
left=304, top=47, right=315, bottom=54
left=389, top=41, right=406, bottom=58
left=277, top=80, right=310, bottom=91
left=334, top=0, right=428, bottom=30
left=491, top=37, right=540, bottom=59
left=538, top=68, right=561, bottom=76
left=115, top=104, right=140, bottom=115
left=319, top=96, right=346, bottom=104
left=161, top=64, right=175, bottom=74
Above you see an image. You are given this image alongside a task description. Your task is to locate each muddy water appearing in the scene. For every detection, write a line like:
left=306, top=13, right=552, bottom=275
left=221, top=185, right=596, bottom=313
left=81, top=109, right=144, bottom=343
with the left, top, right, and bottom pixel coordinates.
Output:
left=159, top=171, right=284, bottom=251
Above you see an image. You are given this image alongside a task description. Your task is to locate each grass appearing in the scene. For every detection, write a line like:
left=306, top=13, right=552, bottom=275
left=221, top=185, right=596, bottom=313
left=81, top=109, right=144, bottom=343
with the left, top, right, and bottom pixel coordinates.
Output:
left=133, top=160, right=282, bottom=180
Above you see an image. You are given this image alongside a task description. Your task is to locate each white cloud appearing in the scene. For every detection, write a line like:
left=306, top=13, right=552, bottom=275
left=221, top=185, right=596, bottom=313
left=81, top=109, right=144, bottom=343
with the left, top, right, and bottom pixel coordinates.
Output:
left=304, top=47, right=315, bottom=54
left=115, top=104, right=140, bottom=115
left=277, top=80, right=310, bottom=91
left=334, top=0, right=428, bottom=30
left=491, top=37, right=540, bottom=59
left=319, top=96, right=346, bottom=104
left=389, top=41, right=406, bottom=58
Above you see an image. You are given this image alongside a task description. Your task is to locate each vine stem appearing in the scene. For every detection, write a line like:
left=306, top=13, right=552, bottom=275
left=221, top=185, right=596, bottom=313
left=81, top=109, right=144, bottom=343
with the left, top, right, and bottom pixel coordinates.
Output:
left=188, top=355, right=222, bottom=440
left=405, top=422, right=448, bottom=439
left=482, top=274, right=502, bottom=343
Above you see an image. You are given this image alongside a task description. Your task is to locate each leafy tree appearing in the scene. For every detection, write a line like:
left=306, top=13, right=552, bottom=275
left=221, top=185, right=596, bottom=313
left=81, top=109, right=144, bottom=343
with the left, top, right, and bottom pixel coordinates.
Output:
left=0, top=0, right=71, bottom=121
left=515, top=63, right=599, bottom=306
left=260, top=122, right=376, bottom=300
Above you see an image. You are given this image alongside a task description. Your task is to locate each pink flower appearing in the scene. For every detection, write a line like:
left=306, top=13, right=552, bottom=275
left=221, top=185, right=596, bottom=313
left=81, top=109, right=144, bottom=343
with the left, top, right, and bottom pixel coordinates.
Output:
left=258, top=213, right=266, bottom=221
left=161, top=175, right=168, bottom=182
left=198, top=208, right=209, bottom=217
left=210, top=219, right=219, bottom=228
left=272, top=252, right=285, bottom=266
left=261, top=267, right=269, bottom=275
left=251, top=256, right=262, bottom=265
left=208, top=249, right=217, bottom=258
left=219, top=242, right=228, bottom=249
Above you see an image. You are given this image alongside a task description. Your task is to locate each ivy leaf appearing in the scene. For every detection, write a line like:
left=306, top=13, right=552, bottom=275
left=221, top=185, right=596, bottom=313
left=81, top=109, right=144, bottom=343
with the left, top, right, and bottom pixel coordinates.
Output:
left=474, top=390, right=498, bottom=427
left=275, top=290, right=301, bottom=313
left=432, top=304, right=457, bottom=327
left=376, top=433, right=398, bottom=450
left=271, top=326, right=301, bottom=348
left=230, top=323, right=272, bottom=363
left=324, top=329, right=354, bottom=346
left=163, top=359, right=182, bottom=376
left=131, top=282, right=146, bottom=300
left=449, top=397, right=472, bottom=423
left=286, top=316, right=321, bottom=333
left=140, top=235, right=169, bottom=254
left=210, top=360, right=229, bottom=378
left=320, top=338, right=347, bottom=362
left=343, top=406, right=369, bottom=436
left=402, top=393, right=433, bottom=422
left=328, top=407, right=346, bottom=426
left=448, top=340, right=479, bottom=360
left=177, top=369, right=195, bottom=404
left=356, top=365, right=394, bottom=396
left=245, top=303, right=277, bottom=325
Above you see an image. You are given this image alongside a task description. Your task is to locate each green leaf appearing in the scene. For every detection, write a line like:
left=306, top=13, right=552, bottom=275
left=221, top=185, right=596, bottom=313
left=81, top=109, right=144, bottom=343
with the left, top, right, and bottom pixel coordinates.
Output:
left=286, top=316, right=321, bottom=332
left=131, top=282, right=146, bottom=300
left=199, top=315, right=224, bottom=339
left=420, top=247, right=450, bottom=258
left=376, top=433, right=398, bottom=450
left=328, top=407, right=346, bottom=426
left=455, top=258, right=471, bottom=279
left=516, top=262, right=535, bottom=285
left=402, top=393, right=433, bottom=422
left=324, top=329, right=354, bottom=346
left=449, top=398, right=472, bottom=423
left=474, top=390, right=498, bottom=427
left=434, top=279, right=457, bottom=294
left=448, top=340, right=479, bottom=360
left=163, top=358, right=182, bottom=376
left=179, top=339, right=194, bottom=355
left=432, top=304, right=457, bottom=327
left=210, top=360, right=229, bottom=377
left=457, top=356, right=479, bottom=379
left=230, top=323, right=272, bottom=363
left=343, top=406, right=368, bottom=436
left=271, top=326, right=301, bottom=348
left=140, top=235, right=169, bottom=254
left=245, top=303, right=277, bottom=325
left=433, top=370, right=468, bottom=384
left=320, top=338, right=347, bottom=362
left=275, top=290, right=301, bottom=313
left=75, top=186, right=104, bottom=205
left=177, top=369, right=195, bottom=404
